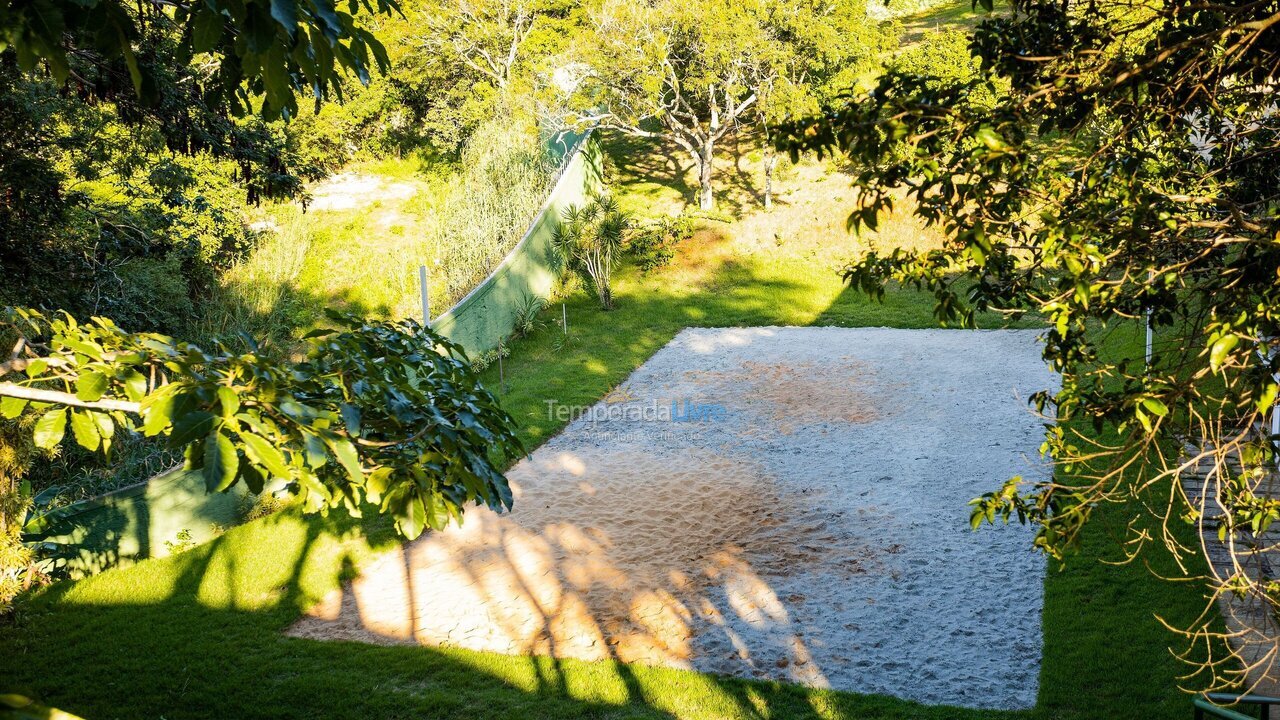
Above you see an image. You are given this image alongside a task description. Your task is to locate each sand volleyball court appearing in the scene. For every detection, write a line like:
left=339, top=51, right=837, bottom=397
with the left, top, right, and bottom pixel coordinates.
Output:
left=288, top=327, right=1056, bottom=709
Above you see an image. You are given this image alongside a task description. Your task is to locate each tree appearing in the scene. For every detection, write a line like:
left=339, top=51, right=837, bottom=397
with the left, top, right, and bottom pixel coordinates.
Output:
left=553, top=193, right=628, bottom=309
left=1, top=309, right=523, bottom=541
left=778, top=0, right=1280, bottom=690
left=571, top=0, right=887, bottom=211
left=0, top=0, right=397, bottom=118
left=752, top=0, right=890, bottom=209
left=390, top=0, right=575, bottom=152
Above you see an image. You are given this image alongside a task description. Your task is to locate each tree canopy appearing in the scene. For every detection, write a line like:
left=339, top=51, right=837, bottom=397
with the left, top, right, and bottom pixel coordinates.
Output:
left=569, top=0, right=890, bottom=210
left=1, top=0, right=398, bottom=118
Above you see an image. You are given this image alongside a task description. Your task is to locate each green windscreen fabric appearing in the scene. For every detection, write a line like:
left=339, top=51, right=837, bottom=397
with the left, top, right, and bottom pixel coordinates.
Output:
left=433, top=131, right=603, bottom=356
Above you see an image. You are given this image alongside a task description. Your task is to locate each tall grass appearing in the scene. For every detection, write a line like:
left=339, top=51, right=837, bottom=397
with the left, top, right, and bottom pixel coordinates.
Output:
left=198, top=110, right=555, bottom=345
left=193, top=218, right=314, bottom=345
left=421, top=115, right=557, bottom=312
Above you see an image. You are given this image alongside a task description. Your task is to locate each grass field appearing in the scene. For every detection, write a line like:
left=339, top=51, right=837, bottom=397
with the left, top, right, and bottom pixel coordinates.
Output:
left=0, top=133, right=1216, bottom=720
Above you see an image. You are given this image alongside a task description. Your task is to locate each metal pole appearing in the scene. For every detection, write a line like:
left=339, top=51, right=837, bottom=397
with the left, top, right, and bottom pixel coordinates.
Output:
left=562, top=303, right=567, bottom=336
left=498, top=339, right=506, bottom=394
left=1152, top=304, right=1162, bottom=366
left=1145, top=268, right=1154, bottom=369
left=419, top=265, right=430, bottom=327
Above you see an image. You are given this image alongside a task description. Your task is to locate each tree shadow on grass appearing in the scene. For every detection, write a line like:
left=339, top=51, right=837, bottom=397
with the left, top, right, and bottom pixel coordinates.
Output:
left=2, top=498, right=997, bottom=720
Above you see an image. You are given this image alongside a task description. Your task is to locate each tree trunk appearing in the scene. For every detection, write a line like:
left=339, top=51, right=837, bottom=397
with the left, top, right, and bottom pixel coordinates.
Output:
left=698, top=137, right=715, bottom=210
left=763, top=144, right=777, bottom=211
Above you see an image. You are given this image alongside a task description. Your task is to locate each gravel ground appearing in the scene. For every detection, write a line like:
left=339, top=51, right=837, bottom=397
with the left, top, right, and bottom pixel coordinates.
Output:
left=290, top=327, right=1057, bottom=709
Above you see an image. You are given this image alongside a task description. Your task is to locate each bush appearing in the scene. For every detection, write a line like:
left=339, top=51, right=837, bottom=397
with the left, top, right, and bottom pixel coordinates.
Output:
left=553, top=194, right=630, bottom=310
left=890, top=30, right=1007, bottom=114
left=628, top=215, right=694, bottom=273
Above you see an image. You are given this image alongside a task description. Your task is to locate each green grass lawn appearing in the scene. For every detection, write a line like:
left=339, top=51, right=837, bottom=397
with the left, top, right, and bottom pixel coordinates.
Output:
left=0, top=136, right=1217, bottom=719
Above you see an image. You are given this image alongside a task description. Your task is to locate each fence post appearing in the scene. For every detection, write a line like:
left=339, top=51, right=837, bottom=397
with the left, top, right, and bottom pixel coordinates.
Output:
left=419, top=265, right=430, bottom=328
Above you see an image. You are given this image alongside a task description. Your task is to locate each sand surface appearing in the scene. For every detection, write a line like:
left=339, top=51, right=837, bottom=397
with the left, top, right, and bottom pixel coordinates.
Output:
left=288, top=327, right=1055, bottom=709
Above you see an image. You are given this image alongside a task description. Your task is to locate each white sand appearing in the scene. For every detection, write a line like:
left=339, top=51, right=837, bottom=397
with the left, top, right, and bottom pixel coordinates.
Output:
left=307, top=173, right=418, bottom=211
left=288, top=327, right=1056, bottom=709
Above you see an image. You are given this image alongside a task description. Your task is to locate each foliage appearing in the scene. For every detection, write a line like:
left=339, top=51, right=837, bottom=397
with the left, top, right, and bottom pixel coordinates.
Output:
left=512, top=293, right=546, bottom=338
left=337, top=0, right=578, bottom=156
left=164, top=528, right=195, bottom=555
left=553, top=193, right=628, bottom=309
left=887, top=29, right=1004, bottom=117
left=569, top=0, right=891, bottom=210
left=777, top=0, right=1280, bottom=687
left=0, top=308, right=523, bottom=540
left=628, top=214, right=693, bottom=273
left=0, top=694, right=86, bottom=719
left=0, top=56, right=309, bottom=340
left=427, top=114, right=557, bottom=306
left=0, top=0, right=397, bottom=119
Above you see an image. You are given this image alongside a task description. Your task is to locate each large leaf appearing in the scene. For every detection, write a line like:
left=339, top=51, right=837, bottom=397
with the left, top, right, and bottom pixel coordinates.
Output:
left=169, top=410, right=217, bottom=447
left=203, top=430, right=239, bottom=492
left=74, top=371, right=109, bottom=402
left=0, top=396, right=28, bottom=419
left=69, top=411, right=100, bottom=452
left=241, top=431, right=291, bottom=479
left=33, top=408, right=67, bottom=450
left=325, top=435, right=364, bottom=484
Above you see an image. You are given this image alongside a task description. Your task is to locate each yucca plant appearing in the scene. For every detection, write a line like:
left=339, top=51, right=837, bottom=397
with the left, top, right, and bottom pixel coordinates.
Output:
left=552, top=194, right=629, bottom=310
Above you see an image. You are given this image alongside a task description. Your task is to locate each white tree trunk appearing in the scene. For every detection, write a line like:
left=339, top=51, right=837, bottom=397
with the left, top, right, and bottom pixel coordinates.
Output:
left=763, top=144, right=777, bottom=211
left=698, top=137, right=716, bottom=210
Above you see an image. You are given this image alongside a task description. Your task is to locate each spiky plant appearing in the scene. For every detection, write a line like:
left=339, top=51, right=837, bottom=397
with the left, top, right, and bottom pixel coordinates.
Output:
left=552, top=194, right=628, bottom=310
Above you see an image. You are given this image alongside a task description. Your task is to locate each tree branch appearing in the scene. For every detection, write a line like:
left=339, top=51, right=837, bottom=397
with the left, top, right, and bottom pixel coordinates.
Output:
left=0, top=382, right=140, bottom=413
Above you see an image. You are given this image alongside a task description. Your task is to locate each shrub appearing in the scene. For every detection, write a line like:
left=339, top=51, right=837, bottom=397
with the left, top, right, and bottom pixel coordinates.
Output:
left=553, top=194, right=629, bottom=310
left=512, top=294, right=546, bottom=338
left=628, top=215, right=693, bottom=273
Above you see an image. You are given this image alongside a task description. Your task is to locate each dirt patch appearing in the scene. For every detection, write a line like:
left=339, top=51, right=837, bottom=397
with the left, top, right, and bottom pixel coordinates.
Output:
left=683, top=360, right=881, bottom=433
left=308, top=173, right=418, bottom=212
left=673, top=228, right=734, bottom=274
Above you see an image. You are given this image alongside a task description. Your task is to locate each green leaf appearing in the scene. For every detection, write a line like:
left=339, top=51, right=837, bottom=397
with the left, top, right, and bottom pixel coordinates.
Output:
left=241, top=431, right=291, bottom=479
left=0, top=396, right=28, bottom=419
left=1140, top=398, right=1169, bottom=417
left=1258, top=382, right=1279, bottom=414
left=366, top=466, right=392, bottom=504
left=1210, top=334, right=1239, bottom=372
left=69, top=411, right=100, bottom=451
left=75, top=371, right=109, bottom=402
left=24, top=359, right=48, bottom=378
left=169, top=410, right=216, bottom=447
left=203, top=430, right=239, bottom=492
left=216, top=386, right=240, bottom=418
left=141, top=392, right=175, bottom=437
left=270, top=0, right=299, bottom=35
left=192, top=7, right=223, bottom=53
left=92, top=411, right=115, bottom=440
left=33, top=408, right=67, bottom=449
left=325, top=435, right=363, bottom=483
left=398, top=494, right=427, bottom=539
left=122, top=370, right=147, bottom=402
left=339, top=403, right=361, bottom=434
